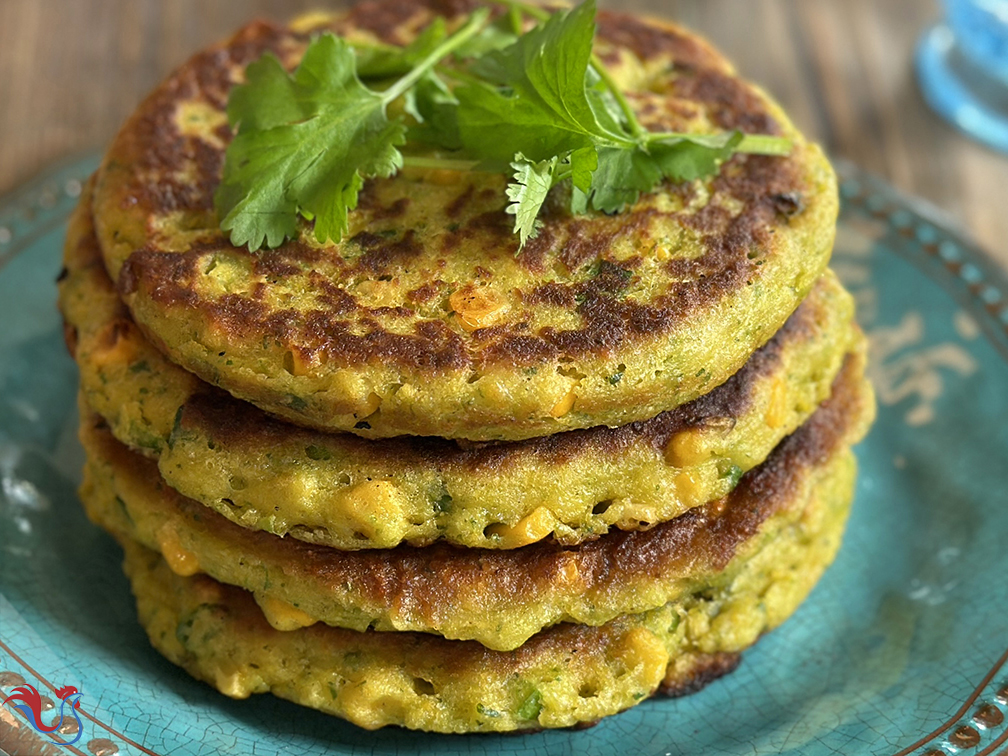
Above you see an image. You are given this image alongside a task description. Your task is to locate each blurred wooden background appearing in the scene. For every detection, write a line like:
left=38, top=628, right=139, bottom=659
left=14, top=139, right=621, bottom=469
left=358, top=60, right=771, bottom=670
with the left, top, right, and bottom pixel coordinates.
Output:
left=2, top=0, right=1006, bottom=264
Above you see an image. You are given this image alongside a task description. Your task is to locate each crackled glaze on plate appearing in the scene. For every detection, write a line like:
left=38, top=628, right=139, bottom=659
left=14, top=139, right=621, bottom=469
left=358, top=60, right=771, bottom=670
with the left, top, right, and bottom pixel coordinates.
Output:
left=1, top=156, right=1007, bottom=756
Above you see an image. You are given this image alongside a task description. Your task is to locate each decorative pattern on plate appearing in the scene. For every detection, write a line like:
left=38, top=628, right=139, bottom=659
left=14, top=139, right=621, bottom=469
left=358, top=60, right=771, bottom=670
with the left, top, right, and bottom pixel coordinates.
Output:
left=0, top=639, right=135, bottom=756
left=834, top=160, right=1008, bottom=756
left=1, top=155, right=1007, bottom=756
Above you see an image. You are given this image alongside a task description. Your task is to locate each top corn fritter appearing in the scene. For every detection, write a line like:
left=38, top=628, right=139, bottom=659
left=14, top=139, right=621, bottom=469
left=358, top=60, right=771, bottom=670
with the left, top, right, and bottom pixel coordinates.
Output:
left=91, top=1, right=837, bottom=441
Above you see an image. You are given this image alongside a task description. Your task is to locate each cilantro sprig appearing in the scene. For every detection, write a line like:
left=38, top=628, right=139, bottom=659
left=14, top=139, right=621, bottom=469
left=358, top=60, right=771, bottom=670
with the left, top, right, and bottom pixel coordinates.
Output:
left=216, top=10, right=488, bottom=250
left=215, top=1, right=791, bottom=251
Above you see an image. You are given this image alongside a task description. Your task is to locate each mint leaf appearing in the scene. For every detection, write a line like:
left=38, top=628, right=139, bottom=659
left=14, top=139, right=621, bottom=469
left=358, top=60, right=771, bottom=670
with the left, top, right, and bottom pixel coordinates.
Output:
left=506, top=153, right=558, bottom=246
left=585, top=73, right=631, bottom=137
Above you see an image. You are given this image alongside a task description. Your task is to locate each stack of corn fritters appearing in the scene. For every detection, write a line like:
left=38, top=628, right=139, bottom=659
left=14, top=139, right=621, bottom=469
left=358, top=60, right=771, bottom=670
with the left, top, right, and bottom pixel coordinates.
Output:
left=59, top=0, right=875, bottom=734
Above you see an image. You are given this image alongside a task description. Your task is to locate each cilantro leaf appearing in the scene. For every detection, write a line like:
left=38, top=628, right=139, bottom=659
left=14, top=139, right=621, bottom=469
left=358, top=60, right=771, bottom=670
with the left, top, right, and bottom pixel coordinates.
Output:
left=506, top=146, right=596, bottom=247
left=585, top=145, right=662, bottom=214
left=405, top=73, right=462, bottom=149
left=506, top=153, right=558, bottom=246
left=355, top=18, right=448, bottom=80
left=217, top=34, right=404, bottom=250
left=216, top=11, right=487, bottom=251
left=215, top=2, right=791, bottom=252
left=452, top=14, right=519, bottom=59
left=585, top=70, right=631, bottom=137
left=651, top=132, right=745, bottom=182
left=569, top=144, right=598, bottom=193
left=584, top=134, right=744, bottom=213
left=453, top=0, right=629, bottom=166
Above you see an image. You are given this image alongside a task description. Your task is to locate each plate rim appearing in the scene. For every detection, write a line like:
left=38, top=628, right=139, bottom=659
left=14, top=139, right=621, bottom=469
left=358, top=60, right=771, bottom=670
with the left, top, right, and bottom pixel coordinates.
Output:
left=1, top=153, right=1007, bottom=756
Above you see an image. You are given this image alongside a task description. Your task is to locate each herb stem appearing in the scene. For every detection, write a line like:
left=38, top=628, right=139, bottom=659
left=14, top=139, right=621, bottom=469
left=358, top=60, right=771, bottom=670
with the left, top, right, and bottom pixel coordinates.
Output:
left=507, top=4, right=525, bottom=34
left=647, top=130, right=792, bottom=156
left=401, top=156, right=483, bottom=171
left=589, top=53, right=647, bottom=140
left=735, top=134, right=793, bottom=155
left=494, top=0, right=549, bottom=22
left=381, top=8, right=490, bottom=105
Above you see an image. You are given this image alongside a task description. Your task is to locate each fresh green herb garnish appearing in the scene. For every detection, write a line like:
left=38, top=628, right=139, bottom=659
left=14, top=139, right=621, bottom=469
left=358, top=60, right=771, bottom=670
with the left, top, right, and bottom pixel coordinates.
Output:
left=354, top=18, right=450, bottom=80
left=216, top=0, right=791, bottom=251
left=216, top=10, right=488, bottom=250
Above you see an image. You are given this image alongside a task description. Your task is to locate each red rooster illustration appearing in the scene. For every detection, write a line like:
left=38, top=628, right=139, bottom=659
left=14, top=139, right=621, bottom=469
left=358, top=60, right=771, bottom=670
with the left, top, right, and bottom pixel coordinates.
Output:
left=2, top=683, right=84, bottom=745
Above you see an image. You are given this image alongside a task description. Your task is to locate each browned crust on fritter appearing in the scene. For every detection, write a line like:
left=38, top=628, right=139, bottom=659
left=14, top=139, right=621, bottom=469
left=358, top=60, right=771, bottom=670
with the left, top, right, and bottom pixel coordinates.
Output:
left=115, top=168, right=801, bottom=376
left=656, top=652, right=742, bottom=698
left=147, top=555, right=742, bottom=710
left=595, top=9, right=726, bottom=68
left=88, top=350, right=866, bottom=623
left=174, top=283, right=823, bottom=469
left=67, top=176, right=836, bottom=486
left=100, top=0, right=813, bottom=374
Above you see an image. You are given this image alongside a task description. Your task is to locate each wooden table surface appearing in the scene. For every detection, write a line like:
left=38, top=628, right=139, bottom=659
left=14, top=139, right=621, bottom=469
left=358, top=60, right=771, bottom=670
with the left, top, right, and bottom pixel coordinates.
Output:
left=2, top=0, right=1006, bottom=265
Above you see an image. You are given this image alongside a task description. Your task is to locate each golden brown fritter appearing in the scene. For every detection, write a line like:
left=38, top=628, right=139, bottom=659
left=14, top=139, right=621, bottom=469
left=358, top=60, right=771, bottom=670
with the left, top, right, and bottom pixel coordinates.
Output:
left=64, top=178, right=856, bottom=550
left=91, top=2, right=838, bottom=440
left=80, top=349, right=874, bottom=651
left=120, top=432, right=855, bottom=733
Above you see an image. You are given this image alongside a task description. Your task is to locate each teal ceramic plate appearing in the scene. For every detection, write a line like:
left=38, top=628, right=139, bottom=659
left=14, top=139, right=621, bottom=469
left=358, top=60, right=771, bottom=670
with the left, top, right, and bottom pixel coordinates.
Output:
left=2, top=155, right=1008, bottom=756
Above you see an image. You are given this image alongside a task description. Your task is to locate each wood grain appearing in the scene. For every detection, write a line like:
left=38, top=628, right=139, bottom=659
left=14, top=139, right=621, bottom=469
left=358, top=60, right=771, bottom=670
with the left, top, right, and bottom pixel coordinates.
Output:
left=1, top=0, right=1005, bottom=264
